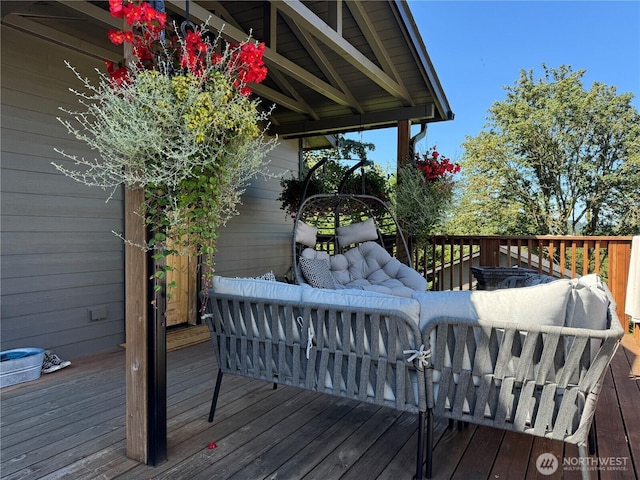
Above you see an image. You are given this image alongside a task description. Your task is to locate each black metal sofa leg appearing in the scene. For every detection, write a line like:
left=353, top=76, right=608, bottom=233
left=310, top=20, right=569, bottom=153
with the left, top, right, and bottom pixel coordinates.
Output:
left=588, top=421, right=597, bottom=455
left=416, top=411, right=425, bottom=480
left=426, top=409, right=433, bottom=479
left=208, top=369, right=224, bottom=423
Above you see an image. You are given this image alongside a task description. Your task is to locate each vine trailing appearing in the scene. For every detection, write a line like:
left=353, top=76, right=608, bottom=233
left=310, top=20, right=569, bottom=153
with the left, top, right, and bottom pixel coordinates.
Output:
left=53, top=0, right=277, bottom=295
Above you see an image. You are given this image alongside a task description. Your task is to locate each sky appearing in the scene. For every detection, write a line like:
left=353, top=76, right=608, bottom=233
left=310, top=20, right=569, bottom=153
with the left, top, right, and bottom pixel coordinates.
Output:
left=346, top=0, right=640, bottom=170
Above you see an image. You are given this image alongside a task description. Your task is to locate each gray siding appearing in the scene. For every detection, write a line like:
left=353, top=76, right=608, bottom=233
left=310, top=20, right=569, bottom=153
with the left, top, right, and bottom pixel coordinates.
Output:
left=1, top=25, right=125, bottom=359
left=214, top=141, right=299, bottom=279
left=0, top=25, right=299, bottom=359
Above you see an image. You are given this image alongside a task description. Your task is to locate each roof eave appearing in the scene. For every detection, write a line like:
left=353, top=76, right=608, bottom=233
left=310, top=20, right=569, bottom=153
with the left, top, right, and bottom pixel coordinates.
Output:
left=392, top=0, right=454, bottom=121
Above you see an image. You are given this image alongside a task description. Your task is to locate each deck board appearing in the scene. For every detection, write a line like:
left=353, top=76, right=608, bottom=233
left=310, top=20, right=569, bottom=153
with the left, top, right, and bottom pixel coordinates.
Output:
left=490, top=430, right=533, bottom=479
left=1, top=337, right=638, bottom=480
left=450, top=426, right=504, bottom=479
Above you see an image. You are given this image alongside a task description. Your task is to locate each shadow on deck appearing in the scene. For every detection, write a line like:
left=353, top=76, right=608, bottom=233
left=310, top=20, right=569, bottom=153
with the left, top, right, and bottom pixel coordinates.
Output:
left=1, top=335, right=639, bottom=479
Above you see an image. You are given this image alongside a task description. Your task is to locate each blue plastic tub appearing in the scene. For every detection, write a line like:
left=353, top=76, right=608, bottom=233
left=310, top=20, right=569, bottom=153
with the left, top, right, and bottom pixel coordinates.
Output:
left=0, top=348, right=45, bottom=388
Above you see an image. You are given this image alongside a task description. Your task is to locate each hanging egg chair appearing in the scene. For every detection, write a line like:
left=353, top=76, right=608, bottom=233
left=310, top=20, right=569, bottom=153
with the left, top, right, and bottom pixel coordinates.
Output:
left=291, top=158, right=425, bottom=295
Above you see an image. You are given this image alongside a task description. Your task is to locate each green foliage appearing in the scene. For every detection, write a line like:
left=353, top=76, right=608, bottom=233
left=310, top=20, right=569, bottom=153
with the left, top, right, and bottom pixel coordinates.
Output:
left=277, top=136, right=389, bottom=217
left=447, top=64, right=640, bottom=235
left=395, top=165, right=455, bottom=246
left=54, top=36, right=277, bottom=288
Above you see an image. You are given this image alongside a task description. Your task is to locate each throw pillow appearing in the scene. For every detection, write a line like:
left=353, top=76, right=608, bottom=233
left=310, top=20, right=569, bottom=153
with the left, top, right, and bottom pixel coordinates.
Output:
left=299, top=257, right=336, bottom=289
left=254, top=271, right=276, bottom=281
left=295, top=220, right=318, bottom=248
left=336, top=218, right=378, bottom=248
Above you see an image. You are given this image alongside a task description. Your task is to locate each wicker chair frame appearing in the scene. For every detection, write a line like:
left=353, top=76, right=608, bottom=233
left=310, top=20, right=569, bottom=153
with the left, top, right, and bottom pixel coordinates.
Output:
left=421, top=286, right=624, bottom=479
left=291, top=193, right=411, bottom=284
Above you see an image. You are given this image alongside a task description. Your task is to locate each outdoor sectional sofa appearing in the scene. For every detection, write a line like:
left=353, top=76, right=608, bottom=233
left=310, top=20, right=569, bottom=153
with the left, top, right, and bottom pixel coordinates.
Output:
left=202, top=273, right=623, bottom=480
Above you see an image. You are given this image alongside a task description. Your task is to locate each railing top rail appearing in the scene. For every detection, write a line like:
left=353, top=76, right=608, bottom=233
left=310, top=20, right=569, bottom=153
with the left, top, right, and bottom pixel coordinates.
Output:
left=429, top=235, right=633, bottom=241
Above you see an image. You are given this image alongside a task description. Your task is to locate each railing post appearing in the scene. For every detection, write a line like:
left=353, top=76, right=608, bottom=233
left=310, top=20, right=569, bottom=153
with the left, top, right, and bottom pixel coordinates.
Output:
left=479, top=238, right=501, bottom=267
left=609, top=241, right=631, bottom=332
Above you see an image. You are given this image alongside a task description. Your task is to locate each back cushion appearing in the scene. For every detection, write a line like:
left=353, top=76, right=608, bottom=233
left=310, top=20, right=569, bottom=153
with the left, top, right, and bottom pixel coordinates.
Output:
left=565, top=274, right=609, bottom=330
left=295, top=220, right=318, bottom=248
left=413, top=280, right=572, bottom=331
left=336, top=218, right=378, bottom=248
left=211, top=275, right=305, bottom=302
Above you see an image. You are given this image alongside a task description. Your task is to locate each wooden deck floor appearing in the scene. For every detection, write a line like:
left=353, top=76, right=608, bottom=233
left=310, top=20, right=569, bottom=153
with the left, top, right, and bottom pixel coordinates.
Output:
left=1, top=335, right=639, bottom=480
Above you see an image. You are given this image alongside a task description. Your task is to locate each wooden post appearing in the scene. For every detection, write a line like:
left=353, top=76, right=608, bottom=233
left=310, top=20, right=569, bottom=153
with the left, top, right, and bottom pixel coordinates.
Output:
left=608, top=240, right=631, bottom=333
left=121, top=12, right=167, bottom=463
left=125, top=187, right=149, bottom=463
left=478, top=238, right=501, bottom=267
left=124, top=188, right=168, bottom=465
left=397, top=119, right=411, bottom=168
left=396, top=120, right=412, bottom=265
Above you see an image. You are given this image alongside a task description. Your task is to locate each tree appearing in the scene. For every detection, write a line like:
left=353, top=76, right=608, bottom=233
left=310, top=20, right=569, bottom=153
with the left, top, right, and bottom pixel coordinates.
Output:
left=447, top=64, right=640, bottom=236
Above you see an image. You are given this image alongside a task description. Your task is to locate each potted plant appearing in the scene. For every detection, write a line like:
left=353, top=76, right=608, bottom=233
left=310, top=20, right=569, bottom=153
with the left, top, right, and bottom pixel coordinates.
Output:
left=277, top=137, right=389, bottom=218
left=53, top=0, right=276, bottom=292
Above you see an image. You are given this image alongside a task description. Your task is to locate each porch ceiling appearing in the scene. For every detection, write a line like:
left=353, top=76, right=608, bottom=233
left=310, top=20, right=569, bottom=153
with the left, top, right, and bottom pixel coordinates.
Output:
left=1, top=0, right=454, bottom=140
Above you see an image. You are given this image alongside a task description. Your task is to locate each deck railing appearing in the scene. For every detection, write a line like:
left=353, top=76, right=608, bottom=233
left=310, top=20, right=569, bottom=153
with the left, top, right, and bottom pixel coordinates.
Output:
left=414, top=235, right=634, bottom=332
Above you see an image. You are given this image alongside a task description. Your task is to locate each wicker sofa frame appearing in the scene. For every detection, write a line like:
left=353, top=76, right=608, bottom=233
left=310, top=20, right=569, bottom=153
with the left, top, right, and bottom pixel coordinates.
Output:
left=202, top=290, right=429, bottom=479
left=420, top=288, right=624, bottom=480
left=201, top=279, right=623, bottom=479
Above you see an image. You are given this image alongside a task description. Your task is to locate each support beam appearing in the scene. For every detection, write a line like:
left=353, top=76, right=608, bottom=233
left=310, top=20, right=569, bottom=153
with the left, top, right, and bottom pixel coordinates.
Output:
left=397, top=119, right=411, bottom=167
left=272, top=103, right=435, bottom=138
left=122, top=13, right=166, bottom=463
left=274, top=0, right=412, bottom=103
left=396, top=119, right=412, bottom=266
left=327, top=0, right=342, bottom=35
left=124, top=187, right=167, bottom=465
left=167, top=0, right=355, bottom=108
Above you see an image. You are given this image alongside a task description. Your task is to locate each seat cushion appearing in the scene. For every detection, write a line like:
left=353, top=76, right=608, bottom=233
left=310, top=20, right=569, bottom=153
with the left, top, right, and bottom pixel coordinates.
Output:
left=211, top=275, right=307, bottom=301
left=301, top=242, right=427, bottom=296
left=301, top=287, right=420, bottom=325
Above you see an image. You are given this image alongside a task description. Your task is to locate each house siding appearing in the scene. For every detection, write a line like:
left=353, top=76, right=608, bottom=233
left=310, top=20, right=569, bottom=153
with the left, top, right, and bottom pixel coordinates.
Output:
left=214, top=141, right=298, bottom=279
left=0, top=25, right=298, bottom=359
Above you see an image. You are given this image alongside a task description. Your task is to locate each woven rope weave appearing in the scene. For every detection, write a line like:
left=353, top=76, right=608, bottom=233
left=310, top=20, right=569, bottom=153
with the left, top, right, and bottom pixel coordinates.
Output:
left=204, top=292, right=427, bottom=414
left=422, top=295, right=623, bottom=445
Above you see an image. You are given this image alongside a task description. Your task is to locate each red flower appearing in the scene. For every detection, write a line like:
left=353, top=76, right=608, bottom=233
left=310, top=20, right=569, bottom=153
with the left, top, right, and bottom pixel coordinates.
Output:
left=104, top=59, right=129, bottom=86
left=124, top=4, right=143, bottom=26
left=102, top=1, right=268, bottom=88
left=107, top=29, right=126, bottom=45
left=109, top=0, right=124, bottom=18
left=414, top=147, right=460, bottom=182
